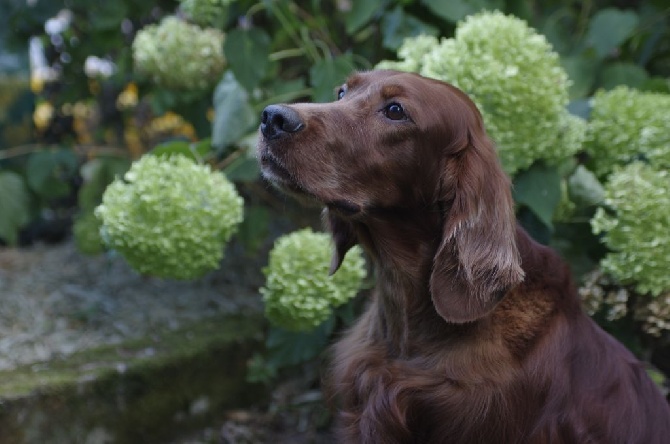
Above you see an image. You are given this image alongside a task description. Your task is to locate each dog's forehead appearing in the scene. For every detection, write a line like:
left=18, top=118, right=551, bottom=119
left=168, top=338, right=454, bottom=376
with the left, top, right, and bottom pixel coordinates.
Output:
left=345, top=70, right=445, bottom=100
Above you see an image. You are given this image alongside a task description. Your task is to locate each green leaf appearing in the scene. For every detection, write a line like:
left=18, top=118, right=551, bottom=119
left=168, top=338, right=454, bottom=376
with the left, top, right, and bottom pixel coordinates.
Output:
left=150, top=89, right=178, bottom=115
left=505, top=0, right=533, bottom=21
left=513, top=163, right=562, bottom=229
left=586, top=9, right=639, bottom=59
left=151, top=139, right=213, bottom=161
left=223, top=154, right=260, bottom=182
left=380, top=6, right=439, bottom=51
left=271, top=77, right=308, bottom=97
left=265, top=317, right=336, bottom=367
left=236, top=205, right=270, bottom=253
left=551, top=221, right=602, bottom=279
left=567, top=99, right=592, bottom=120
left=223, top=28, right=272, bottom=92
left=88, top=1, right=128, bottom=31
left=309, top=55, right=356, bottom=103
left=539, top=9, right=576, bottom=55
left=567, top=165, right=604, bottom=208
left=220, top=133, right=260, bottom=183
left=212, top=71, right=258, bottom=150
left=345, top=0, right=384, bottom=34
left=640, top=77, right=670, bottom=94
left=78, top=157, right=130, bottom=212
left=265, top=78, right=310, bottom=104
left=561, top=55, right=597, bottom=99
left=517, top=206, right=552, bottom=245
left=0, top=171, right=31, bottom=245
left=334, top=298, right=360, bottom=326
left=73, top=211, right=105, bottom=255
left=599, top=62, right=649, bottom=90
left=421, top=0, right=503, bottom=23
left=25, top=148, right=78, bottom=200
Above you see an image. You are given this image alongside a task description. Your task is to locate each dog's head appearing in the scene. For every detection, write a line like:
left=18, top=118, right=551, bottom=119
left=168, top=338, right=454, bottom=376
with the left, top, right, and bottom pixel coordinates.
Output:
left=258, top=70, right=523, bottom=323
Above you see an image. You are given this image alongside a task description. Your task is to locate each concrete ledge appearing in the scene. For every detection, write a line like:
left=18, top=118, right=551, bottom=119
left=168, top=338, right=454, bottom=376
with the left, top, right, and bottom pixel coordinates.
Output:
left=0, top=315, right=265, bottom=443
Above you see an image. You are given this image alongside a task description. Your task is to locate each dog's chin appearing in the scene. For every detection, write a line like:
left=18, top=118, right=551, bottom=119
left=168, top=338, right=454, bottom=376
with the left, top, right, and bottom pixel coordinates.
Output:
left=259, top=156, right=323, bottom=208
left=259, top=151, right=363, bottom=215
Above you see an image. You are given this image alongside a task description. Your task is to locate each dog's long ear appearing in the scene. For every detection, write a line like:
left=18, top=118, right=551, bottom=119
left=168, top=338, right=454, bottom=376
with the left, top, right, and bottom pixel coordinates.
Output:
left=324, top=208, right=358, bottom=275
left=430, top=126, right=524, bottom=323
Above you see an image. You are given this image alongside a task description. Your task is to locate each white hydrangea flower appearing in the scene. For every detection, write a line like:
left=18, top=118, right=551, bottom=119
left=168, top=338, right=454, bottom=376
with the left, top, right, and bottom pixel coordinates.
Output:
left=585, top=86, right=670, bottom=177
left=377, top=11, right=581, bottom=174
left=261, top=228, right=366, bottom=331
left=635, top=293, right=670, bottom=337
left=591, top=163, right=670, bottom=296
left=95, top=155, right=244, bottom=280
left=179, top=0, right=233, bottom=27
left=376, top=35, right=440, bottom=73
left=132, top=16, right=226, bottom=91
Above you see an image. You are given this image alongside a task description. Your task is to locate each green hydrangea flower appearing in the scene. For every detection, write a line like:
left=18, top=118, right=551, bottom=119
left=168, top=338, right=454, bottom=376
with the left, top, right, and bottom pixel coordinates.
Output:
left=377, top=11, right=582, bottom=174
left=95, top=155, right=244, bottom=280
left=376, top=34, right=439, bottom=73
left=591, top=163, right=670, bottom=296
left=261, top=228, right=366, bottom=331
left=179, top=0, right=232, bottom=28
left=132, top=16, right=225, bottom=91
left=585, top=86, right=670, bottom=178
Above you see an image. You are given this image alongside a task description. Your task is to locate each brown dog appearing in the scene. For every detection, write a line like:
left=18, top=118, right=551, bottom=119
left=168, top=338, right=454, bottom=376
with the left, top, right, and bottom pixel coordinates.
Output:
left=257, top=70, right=670, bottom=443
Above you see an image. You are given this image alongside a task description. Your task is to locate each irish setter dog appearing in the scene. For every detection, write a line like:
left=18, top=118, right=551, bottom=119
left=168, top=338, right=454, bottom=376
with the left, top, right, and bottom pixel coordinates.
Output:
left=257, top=70, right=670, bottom=443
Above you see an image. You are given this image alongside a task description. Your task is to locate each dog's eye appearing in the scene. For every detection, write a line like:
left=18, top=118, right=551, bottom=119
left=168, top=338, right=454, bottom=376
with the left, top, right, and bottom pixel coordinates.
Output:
left=384, top=103, right=406, bottom=121
left=337, top=88, right=346, bottom=100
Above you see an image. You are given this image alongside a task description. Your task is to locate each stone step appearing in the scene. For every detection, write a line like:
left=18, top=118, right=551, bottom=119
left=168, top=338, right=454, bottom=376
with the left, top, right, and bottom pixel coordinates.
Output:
left=0, top=314, right=266, bottom=444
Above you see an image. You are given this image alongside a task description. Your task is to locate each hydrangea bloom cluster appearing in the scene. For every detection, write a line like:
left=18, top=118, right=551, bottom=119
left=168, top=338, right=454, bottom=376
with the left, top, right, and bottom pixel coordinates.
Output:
left=376, top=34, right=439, bottom=73
left=585, top=86, right=670, bottom=178
left=95, top=155, right=244, bottom=280
left=261, top=228, right=366, bottom=331
left=634, top=293, right=670, bottom=337
left=377, top=11, right=583, bottom=174
left=579, top=269, right=670, bottom=338
left=591, top=163, right=670, bottom=296
left=132, top=17, right=225, bottom=91
left=179, top=0, right=233, bottom=28
left=578, top=269, right=629, bottom=321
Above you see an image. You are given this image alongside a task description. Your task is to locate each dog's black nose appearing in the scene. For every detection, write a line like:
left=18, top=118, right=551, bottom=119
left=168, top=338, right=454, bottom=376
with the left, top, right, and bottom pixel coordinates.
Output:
left=260, top=105, right=304, bottom=140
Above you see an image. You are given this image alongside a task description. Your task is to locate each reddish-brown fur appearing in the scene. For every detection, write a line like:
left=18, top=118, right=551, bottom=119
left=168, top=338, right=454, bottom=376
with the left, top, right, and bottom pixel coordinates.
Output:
left=257, top=70, right=670, bottom=443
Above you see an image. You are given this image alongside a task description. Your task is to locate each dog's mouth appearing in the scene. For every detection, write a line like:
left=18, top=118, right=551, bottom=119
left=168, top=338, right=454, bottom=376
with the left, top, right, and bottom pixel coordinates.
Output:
left=258, top=144, right=315, bottom=201
left=258, top=138, right=362, bottom=215
left=259, top=151, right=292, bottom=184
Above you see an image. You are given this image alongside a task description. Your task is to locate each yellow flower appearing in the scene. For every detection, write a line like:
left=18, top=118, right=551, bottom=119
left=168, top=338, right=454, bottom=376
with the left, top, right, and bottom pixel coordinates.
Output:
left=72, top=101, right=94, bottom=119
left=30, top=73, right=44, bottom=94
left=33, top=102, right=54, bottom=130
left=117, top=83, right=139, bottom=110
left=147, top=112, right=197, bottom=140
left=73, top=116, right=93, bottom=144
left=123, top=127, right=144, bottom=158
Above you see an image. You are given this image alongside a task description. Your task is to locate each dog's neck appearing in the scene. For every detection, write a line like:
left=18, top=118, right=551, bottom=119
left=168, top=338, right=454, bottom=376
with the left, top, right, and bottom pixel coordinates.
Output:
left=353, top=215, right=567, bottom=362
left=354, top=208, right=453, bottom=356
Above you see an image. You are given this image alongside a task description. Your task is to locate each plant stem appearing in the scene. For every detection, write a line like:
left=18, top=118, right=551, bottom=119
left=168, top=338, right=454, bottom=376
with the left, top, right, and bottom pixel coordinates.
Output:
left=0, top=144, right=128, bottom=161
left=269, top=48, right=307, bottom=61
